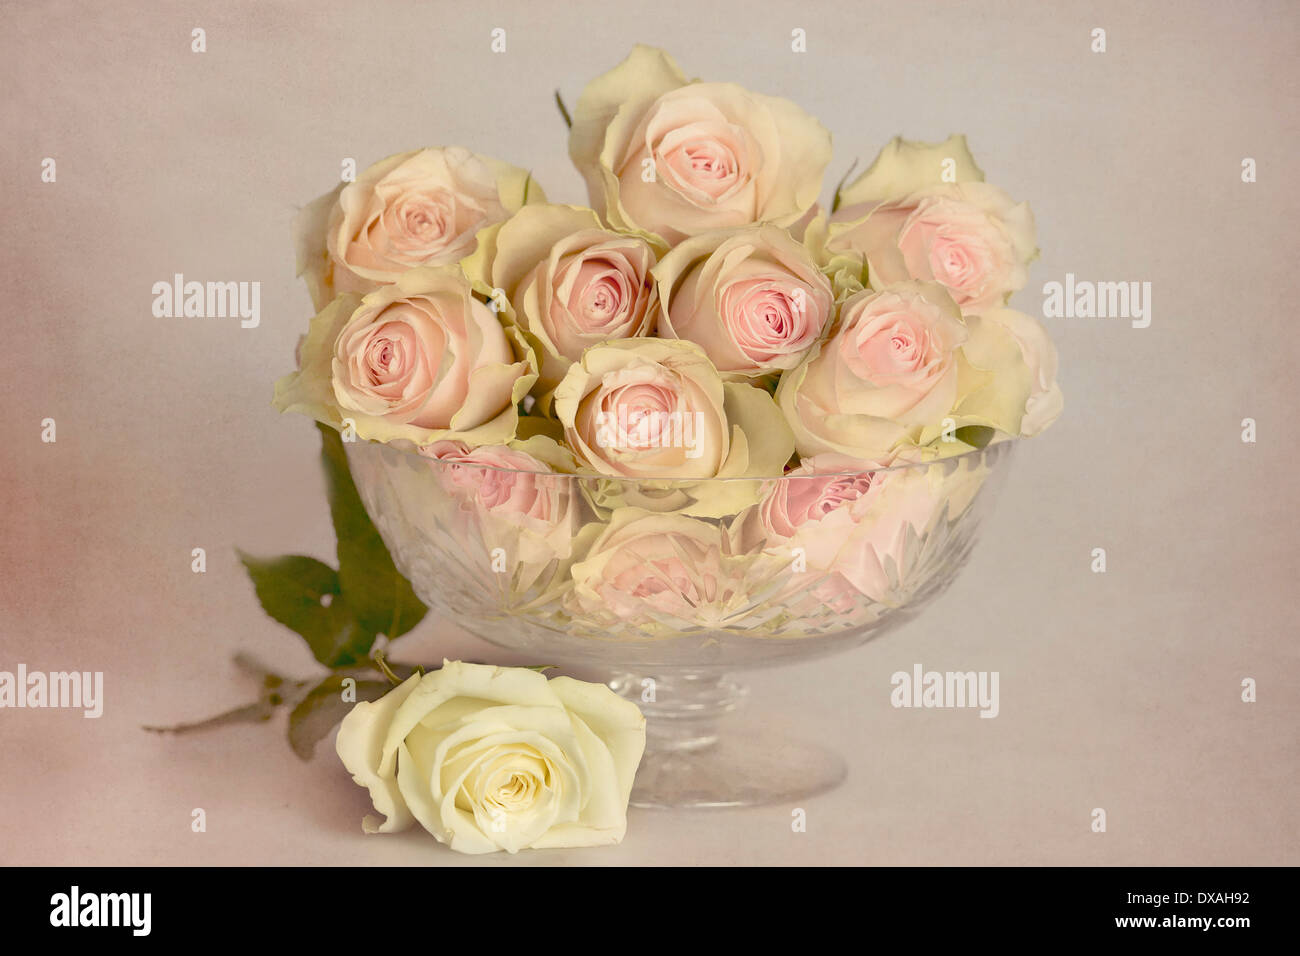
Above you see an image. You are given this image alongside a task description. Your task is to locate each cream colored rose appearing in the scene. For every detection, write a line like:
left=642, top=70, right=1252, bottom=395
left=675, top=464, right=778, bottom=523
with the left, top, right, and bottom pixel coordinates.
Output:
left=655, top=224, right=834, bottom=380
left=569, top=45, right=831, bottom=245
left=552, top=338, right=793, bottom=481
left=827, top=183, right=1037, bottom=314
left=463, top=204, right=657, bottom=392
left=336, top=661, right=645, bottom=854
left=295, top=147, right=541, bottom=311
left=274, top=267, right=537, bottom=446
left=776, top=281, right=1035, bottom=459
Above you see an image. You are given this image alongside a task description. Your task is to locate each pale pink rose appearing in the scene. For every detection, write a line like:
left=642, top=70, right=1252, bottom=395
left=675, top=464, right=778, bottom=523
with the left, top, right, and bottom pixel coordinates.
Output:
left=758, top=454, right=887, bottom=539
left=294, top=147, right=539, bottom=310
left=552, top=339, right=792, bottom=481
left=747, top=454, right=944, bottom=605
left=568, top=47, right=831, bottom=245
left=328, top=269, right=530, bottom=436
left=418, top=440, right=578, bottom=563
left=776, top=282, right=969, bottom=459
left=732, top=451, right=941, bottom=611
left=524, top=234, right=654, bottom=357
left=422, top=441, right=553, bottom=513
left=739, top=452, right=891, bottom=575
left=471, top=205, right=657, bottom=391
left=568, top=512, right=750, bottom=627
left=655, top=225, right=833, bottom=379
left=828, top=183, right=1036, bottom=314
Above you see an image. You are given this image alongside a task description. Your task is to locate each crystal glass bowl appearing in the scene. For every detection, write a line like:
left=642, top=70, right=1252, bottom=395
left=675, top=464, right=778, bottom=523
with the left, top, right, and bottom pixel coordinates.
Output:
left=347, top=438, right=1015, bottom=808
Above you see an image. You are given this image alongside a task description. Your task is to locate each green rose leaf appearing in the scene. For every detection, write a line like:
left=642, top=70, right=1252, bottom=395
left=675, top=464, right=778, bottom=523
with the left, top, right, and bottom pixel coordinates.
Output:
left=316, top=422, right=428, bottom=641
left=237, top=552, right=375, bottom=667
left=287, top=673, right=391, bottom=761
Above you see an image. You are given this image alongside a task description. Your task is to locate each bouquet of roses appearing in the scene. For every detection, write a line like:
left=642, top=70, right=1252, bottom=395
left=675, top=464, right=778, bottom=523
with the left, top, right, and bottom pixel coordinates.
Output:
left=268, top=45, right=1060, bottom=639
left=276, top=44, right=1059, bottom=487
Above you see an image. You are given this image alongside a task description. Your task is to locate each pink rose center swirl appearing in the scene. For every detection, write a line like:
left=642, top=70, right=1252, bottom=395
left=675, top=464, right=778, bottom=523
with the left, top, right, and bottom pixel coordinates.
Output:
left=419, top=441, right=554, bottom=520
left=655, top=119, right=750, bottom=203
left=846, top=311, right=939, bottom=387
left=601, top=381, right=679, bottom=449
left=570, top=260, right=631, bottom=331
left=926, top=229, right=993, bottom=297
left=720, top=278, right=817, bottom=361
left=354, top=317, right=439, bottom=400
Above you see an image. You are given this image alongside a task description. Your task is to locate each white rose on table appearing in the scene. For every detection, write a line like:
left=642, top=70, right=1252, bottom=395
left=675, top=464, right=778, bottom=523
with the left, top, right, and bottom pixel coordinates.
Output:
left=337, top=661, right=646, bottom=854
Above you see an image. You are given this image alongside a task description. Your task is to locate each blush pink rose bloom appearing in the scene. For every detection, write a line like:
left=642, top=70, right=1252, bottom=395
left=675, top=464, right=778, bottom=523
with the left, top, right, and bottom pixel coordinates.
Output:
left=274, top=267, right=536, bottom=446
left=737, top=453, right=945, bottom=606
left=422, top=440, right=559, bottom=514
left=463, top=204, right=658, bottom=392
left=294, top=147, right=541, bottom=311
left=552, top=338, right=792, bottom=481
left=757, top=454, right=885, bottom=539
left=419, top=439, right=579, bottom=564
left=776, top=281, right=969, bottom=459
left=567, top=511, right=753, bottom=628
left=654, top=225, right=834, bottom=380
left=568, top=46, right=831, bottom=245
left=827, top=182, right=1037, bottom=315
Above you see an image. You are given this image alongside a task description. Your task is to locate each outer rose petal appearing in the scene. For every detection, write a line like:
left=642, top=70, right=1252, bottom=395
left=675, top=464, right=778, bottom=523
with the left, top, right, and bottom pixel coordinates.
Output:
left=569, top=45, right=689, bottom=227
left=335, top=673, right=422, bottom=834
left=836, top=134, right=985, bottom=207
left=532, top=677, right=647, bottom=848
left=974, top=307, right=1063, bottom=437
